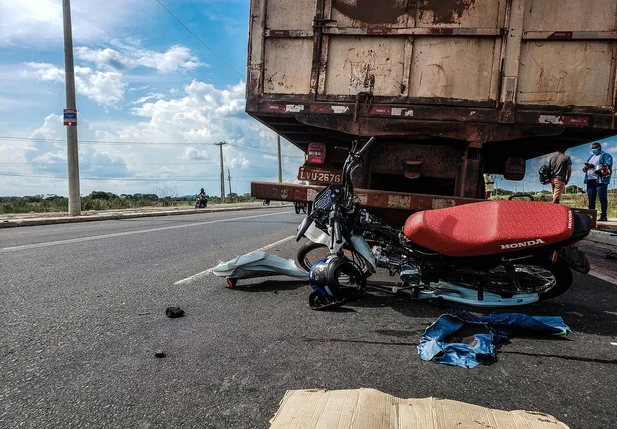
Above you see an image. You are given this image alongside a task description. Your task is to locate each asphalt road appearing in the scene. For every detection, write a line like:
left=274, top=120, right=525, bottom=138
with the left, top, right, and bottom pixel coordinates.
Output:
left=1, top=207, right=616, bottom=428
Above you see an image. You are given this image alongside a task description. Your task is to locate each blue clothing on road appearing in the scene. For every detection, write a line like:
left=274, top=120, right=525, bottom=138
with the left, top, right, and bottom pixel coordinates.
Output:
left=417, top=312, right=571, bottom=368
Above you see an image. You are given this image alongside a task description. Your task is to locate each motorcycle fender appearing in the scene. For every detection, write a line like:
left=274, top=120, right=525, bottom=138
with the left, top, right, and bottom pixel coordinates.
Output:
left=296, top=217, right=313, bottom=242
left=559, top=246, right=591, bottom=274
left=350, top=236, right=376, bottom=272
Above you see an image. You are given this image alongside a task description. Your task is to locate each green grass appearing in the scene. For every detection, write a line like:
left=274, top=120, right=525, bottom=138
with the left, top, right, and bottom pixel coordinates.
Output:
left=491, top=192, right=617, bottom=218
left=0, top=192, right=257, bottom=214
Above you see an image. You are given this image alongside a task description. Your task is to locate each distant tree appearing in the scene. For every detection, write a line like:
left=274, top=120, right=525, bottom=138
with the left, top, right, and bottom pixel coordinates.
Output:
left=566, top=185, right=583, bottom=194
left=45, top=194, right=65, bottom=202
left=154, top=184, right=178, bottom=199
left=88, top=191, right=118, bottom=200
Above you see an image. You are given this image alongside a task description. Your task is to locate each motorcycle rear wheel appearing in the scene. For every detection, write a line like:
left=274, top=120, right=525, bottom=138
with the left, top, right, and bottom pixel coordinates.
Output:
left=483, top=259, right=572, bottom=300
left=536, top=258, right=573, bottom=300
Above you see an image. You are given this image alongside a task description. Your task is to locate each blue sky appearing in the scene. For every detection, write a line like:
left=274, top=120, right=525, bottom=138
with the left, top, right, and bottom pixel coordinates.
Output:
left=0, top=0, right=304, bottom=197
left=0, top=0, right=615, bottom=198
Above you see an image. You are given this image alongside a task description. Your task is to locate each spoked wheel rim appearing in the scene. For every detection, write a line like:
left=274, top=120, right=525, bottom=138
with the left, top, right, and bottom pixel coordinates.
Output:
left=486, top=264, right=557, bottom=294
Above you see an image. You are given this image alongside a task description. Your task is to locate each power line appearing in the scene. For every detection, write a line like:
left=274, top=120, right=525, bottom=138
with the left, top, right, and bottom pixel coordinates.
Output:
left=0, top=136, right=305, bottom=158
left=154, top=0, right=245, bottom=80
left=226, top=142, right=304, bottom=159
left=0, top=162, right=296, bottom=171
left=0, top=172, right=255, bottom=183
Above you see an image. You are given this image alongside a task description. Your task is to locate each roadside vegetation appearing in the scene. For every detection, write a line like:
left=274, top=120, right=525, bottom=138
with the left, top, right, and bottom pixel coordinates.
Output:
left=491, top=187, right=617, bottom=218
left=0, top=191, right=257, bottom=214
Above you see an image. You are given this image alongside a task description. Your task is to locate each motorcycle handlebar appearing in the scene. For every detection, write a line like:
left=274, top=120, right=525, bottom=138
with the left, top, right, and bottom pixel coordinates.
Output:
left=356, top=137, right=376, bottom=158
left=333, top=218, right=343, bottom=245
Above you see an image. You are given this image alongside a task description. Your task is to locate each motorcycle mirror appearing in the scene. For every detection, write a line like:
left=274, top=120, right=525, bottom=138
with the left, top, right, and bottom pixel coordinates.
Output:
left=296, top=217, right=312, bottom=242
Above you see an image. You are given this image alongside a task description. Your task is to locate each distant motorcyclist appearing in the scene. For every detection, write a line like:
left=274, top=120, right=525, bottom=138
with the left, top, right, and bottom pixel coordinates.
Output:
left=195, top=188, right=208, bottom=208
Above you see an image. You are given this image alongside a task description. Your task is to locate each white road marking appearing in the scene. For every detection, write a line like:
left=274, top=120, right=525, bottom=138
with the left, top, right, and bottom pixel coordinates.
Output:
left=611, top=342, right=617, bottom=346
left=174, top=235, right=296, bottom=285
left=0, top=210, right=293, bottom=253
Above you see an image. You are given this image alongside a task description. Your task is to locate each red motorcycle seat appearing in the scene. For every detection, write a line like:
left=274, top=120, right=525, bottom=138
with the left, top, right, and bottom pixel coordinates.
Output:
left=404, top=201, right=574, bottom=257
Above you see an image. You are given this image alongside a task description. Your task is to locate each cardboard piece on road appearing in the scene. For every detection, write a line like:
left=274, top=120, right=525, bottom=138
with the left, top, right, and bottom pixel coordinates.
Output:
left=269, top=388, right=569, bottom=429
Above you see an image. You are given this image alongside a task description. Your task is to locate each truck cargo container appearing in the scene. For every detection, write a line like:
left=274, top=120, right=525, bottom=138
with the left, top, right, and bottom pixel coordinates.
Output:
left=246, top=0, right=616, bottom=223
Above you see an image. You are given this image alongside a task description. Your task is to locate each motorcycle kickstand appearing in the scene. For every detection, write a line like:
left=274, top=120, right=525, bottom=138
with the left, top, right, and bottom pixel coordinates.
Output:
left=474, top=281, right=484, bottom=301
left=409, top=284, right=421, bottom=301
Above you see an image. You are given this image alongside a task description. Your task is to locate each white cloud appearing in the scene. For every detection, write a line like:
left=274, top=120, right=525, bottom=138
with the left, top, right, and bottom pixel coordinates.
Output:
left=30, top=113, right=65, bottom=141
left=130, top=93, right=166, bottom=105
left=75, top=44, right=202, bottom=73
left=184, top=147, right=212, bottom=160
left=227, top=155, right=250, bottom=169
left=0, top=0, right=150, bottom=46
left=74, top=67, right=126, bottom=107
left=1, top=80, right=305, bottom=197
left=24, top=63, right=126, bottom=107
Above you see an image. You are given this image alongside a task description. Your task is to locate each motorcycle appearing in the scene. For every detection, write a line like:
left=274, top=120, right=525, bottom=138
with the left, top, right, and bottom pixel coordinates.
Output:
left=296, top=137, right=592, bottom=310
left=195, top=196, right=208, bottom=208
left=294, top=201, right=308, bottom=214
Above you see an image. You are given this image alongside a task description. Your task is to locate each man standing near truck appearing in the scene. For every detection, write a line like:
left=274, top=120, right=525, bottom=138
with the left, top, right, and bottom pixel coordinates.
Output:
left=548, top=149, right=571, bottom=204
left=583, top=142, right=613, bottom=222
left=483, top=173, right=495, bottom=199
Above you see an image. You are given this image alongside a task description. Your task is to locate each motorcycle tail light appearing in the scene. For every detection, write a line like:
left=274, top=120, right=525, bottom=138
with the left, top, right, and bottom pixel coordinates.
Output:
left=307, top=143, right=326, bottom=165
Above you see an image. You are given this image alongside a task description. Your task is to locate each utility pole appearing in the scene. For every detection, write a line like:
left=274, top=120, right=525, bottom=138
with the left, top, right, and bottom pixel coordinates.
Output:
left=277, top=134, right=283, bottom=205
left=276, top=134, right=282, bottom=183
left=227, top=168, right=232, bottom=201
left=214, top=142, right=227, bottom=202
left=62, top=0, right=80, bottom=215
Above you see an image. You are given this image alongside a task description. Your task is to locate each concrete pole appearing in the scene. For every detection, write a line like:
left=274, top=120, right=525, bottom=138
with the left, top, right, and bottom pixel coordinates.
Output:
left=227, top=168, right=232, bottom=201
left=277, top=134, right=282, bottom=183
left=215, top=142, right=227, bottom=202
left=62, top=0, right=80, bottom=215
left=277, top=134, right=283, bottom=205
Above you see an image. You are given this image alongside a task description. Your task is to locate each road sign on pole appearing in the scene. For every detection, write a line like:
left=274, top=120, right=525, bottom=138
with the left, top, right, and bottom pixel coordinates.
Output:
left=64, top=108, right=77, bottom=126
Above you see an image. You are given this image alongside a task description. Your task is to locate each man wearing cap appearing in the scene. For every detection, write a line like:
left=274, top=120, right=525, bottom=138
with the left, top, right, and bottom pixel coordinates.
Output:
left=547, top=149, right=571, bottom=204
left=583, top=142, right=613, bottom=222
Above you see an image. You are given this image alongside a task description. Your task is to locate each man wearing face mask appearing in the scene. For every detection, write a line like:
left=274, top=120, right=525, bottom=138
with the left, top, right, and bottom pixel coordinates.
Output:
left=583, top=142, right=613, bottom=222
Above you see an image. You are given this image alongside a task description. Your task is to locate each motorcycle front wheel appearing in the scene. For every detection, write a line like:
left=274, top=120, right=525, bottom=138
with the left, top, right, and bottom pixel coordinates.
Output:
left=297, top=241, right=330, bottom=272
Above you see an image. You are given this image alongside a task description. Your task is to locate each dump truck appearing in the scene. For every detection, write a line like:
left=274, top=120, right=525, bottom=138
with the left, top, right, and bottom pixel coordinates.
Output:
left=246, top=0, right=617, bottom=224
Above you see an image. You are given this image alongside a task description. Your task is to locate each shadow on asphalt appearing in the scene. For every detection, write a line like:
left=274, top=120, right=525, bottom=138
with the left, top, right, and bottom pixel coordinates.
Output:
left=114, top=217, right=300, bottom=225
left=227, top=279, right=308, bottom=292
left=500, top=350, right=617, bottom=365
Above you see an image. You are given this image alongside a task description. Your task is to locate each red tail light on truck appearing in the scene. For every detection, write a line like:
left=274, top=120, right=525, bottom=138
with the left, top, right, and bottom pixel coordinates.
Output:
left=307, top=143, right=326, bottom=165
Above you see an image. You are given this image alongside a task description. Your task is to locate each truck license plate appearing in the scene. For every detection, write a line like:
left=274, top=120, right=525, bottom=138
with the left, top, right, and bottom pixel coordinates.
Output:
left=298, top=166, right=342, bottom=184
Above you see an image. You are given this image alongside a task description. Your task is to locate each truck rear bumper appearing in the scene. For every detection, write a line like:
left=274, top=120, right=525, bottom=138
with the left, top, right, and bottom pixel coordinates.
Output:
left=251, top=181, right=597, bottom=228
left=251, top=181, right=480, bottom=212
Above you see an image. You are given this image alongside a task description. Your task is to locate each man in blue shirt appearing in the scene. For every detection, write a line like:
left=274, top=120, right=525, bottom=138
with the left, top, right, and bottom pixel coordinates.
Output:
left=583, top=142, right=613, bottom=222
